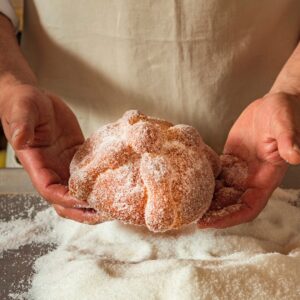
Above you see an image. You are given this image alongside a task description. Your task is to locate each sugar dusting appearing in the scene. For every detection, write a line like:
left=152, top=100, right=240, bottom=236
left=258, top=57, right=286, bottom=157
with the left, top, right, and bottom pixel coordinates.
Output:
left=199, top=154, right=249, bottom=223
left=1, top=189, right=300, bottom=299
left=0, top=209, right=58, bottom=252
left=69, top=110, right=218, bottom=232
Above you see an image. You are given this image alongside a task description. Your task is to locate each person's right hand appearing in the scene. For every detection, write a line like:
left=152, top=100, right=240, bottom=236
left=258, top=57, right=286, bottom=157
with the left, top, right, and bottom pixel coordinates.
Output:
left=0, top=83, right=101, bottom=224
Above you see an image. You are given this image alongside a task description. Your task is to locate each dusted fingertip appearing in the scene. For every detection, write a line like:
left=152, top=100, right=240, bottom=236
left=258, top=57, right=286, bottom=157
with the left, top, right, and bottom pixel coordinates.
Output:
left=72, top=202, right=90, bottom=209
left=197, top=215, right=222, bottom=229
left=197, top=219, right=225, bottom=229
left=197, top=221, right=212, bottom=229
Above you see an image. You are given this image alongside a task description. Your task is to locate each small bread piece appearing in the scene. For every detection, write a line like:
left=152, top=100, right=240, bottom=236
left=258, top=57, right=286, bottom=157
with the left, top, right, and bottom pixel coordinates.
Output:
left=199, top=154, right=249, bottom=224
left=219, top=154, right=248, bottom=190
left=69, top=110, right=220, bottom=232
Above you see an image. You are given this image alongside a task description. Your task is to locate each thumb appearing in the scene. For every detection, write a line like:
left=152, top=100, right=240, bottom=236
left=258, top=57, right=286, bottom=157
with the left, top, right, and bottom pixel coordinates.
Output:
left=275, top=128, right=300, bottom=165
left=10, top=122, right=34, bottom=150
left=6, top=104, right=38, bottom=150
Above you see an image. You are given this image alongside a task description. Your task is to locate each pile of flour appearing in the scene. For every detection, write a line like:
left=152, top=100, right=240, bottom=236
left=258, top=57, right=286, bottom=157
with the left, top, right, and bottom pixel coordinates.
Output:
left=2, top=189, right=300, bottom=299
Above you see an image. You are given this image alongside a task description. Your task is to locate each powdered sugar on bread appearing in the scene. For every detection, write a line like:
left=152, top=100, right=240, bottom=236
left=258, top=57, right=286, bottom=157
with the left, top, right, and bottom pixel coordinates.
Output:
left=69, top=110, right=219, bottom=232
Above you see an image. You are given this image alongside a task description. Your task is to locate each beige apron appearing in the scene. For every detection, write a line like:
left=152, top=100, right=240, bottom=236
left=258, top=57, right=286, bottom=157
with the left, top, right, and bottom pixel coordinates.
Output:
left=8, top=0, right=300, bottom=187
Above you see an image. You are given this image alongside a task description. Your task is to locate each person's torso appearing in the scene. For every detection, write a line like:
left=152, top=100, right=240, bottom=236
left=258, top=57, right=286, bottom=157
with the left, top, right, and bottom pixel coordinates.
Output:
left=17, top=0, right=300, bottom=186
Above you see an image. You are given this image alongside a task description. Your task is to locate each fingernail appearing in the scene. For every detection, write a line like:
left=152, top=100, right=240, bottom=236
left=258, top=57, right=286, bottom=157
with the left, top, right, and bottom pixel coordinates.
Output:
left=12, top=128, right=21, bottom=141
left=293, top=144, right=300, bottom=153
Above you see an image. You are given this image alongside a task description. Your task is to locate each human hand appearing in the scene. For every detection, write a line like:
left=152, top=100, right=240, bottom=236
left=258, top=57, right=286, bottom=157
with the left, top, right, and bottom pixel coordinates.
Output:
left=198, top=92, right=300, bottom=228
left=0, top=83, right=101, bottom=223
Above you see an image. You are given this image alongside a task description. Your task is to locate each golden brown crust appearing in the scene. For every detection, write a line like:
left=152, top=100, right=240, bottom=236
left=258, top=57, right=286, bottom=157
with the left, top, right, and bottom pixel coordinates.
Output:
left=69, top=110, right=219, bottom=232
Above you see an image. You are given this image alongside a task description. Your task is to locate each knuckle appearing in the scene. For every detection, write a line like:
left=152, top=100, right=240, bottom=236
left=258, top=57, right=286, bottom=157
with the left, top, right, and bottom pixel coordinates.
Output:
left=39, top=192, right=52, bottom=205
left=53, top=205, right=66, bottom=218
left=14, top=85, right=39, bottom=99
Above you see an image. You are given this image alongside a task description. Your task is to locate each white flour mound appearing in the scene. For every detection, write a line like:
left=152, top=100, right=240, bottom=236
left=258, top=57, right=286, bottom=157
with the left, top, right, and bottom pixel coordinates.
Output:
left=22, top=189, right=300, bottom=299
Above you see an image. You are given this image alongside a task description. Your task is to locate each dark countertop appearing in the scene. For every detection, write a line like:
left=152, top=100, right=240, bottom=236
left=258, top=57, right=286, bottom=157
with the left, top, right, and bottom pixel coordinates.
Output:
left=0, top=169, right=52, bottom=299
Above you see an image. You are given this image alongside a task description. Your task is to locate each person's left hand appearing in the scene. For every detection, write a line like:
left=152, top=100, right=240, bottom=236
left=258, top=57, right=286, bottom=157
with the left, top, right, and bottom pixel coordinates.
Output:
left=1, top=84, right=101, bottom=224
left=198, top=92, right=300, bottom=228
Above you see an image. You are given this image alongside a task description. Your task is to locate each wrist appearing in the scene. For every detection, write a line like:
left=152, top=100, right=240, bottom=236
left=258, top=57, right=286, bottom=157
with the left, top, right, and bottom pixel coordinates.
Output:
left=0, top=71, right=36, bottom=87
left=269, top=42, right=300, bottom=98
left=269, top=85, right=300, bottom=98
left=265, top=90, right=300, bottom=101
left=0, top=72, right=37, bottom=105
left=0, top=72, right=38, bottom=111
left=0, top=14, right=37, bottom=106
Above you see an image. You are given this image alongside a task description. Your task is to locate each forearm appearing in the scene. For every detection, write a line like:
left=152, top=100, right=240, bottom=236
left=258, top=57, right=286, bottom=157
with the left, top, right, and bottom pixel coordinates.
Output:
left=0, top=14, right=37, bottom=95
left=270, top=41, right=300, bottom=96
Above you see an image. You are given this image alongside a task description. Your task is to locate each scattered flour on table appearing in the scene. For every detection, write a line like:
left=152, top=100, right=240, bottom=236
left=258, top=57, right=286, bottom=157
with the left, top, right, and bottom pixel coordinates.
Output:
left=1, top=189, right=300, bottom=299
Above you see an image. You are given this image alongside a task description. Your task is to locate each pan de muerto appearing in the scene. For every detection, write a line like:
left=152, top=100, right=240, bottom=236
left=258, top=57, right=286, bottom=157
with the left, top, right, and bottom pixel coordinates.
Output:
left=69, top=110, right=247, bottom=232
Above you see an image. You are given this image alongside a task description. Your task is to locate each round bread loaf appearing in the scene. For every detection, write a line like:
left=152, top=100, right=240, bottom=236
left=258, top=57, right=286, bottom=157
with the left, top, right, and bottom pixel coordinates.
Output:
left=69, top=110, right=221, bottom=232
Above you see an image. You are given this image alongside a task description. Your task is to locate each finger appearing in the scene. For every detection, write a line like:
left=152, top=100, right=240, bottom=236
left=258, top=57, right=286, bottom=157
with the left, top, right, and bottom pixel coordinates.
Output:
left=19, top=163, right=89, bottom=209
left=42, top=183, right=90, bottom=209
left=53, top=205, right=104, bottom=224
left=269, top=95, right=300, bottom=165
left=276, top=130, right=300, bottom=165
left=198, top=188, right=271, bottom=229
